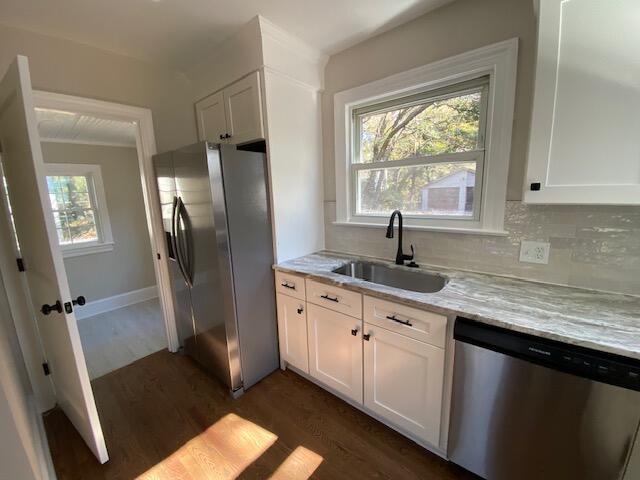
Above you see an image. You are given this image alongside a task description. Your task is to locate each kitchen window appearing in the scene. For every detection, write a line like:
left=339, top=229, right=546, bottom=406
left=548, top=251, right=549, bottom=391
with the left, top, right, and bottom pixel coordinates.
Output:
left=334, top=40, right=518, bottom=234
left=353, top=78, right=488, bottom=221
left=44, top=164, right=114, bottom=257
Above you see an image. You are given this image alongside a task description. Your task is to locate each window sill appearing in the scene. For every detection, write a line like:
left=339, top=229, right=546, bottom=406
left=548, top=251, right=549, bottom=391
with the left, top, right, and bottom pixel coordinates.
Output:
left=331, top=221, right=508, bottom=237
left=61, top=242, right=114, bottom=258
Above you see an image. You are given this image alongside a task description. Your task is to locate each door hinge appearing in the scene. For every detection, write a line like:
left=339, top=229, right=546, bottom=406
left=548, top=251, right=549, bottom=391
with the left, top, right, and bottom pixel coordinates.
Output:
left=42, top=362, right=50, bottom=376
left=16, top=257, right=25, bottom=272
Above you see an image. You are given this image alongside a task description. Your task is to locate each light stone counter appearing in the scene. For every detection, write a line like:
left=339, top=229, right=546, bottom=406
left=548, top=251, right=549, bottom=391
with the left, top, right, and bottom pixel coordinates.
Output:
left=274, top=252, right=640, bottom=360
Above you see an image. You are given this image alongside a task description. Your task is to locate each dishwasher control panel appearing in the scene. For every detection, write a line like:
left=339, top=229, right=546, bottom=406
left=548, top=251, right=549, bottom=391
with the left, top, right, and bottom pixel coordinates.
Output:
left=454, top=317, right=640, bottom=391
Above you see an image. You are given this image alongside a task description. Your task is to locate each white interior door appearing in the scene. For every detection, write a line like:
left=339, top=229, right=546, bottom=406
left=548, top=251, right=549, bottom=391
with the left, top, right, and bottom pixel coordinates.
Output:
left=0, top=56, right=108, bottom=463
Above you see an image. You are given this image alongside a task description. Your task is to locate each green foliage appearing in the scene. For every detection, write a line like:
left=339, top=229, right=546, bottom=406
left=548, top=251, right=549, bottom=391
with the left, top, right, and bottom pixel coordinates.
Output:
left=357, top=92, right=481, bottom=215
left=46, top=175, right=98, bottom=244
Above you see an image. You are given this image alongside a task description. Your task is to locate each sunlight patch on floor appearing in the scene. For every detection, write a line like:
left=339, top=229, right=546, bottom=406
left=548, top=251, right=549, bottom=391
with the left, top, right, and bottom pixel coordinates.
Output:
left=269, top=446, right=324, bottom=480
left=137, top=413, right=277, bottom=479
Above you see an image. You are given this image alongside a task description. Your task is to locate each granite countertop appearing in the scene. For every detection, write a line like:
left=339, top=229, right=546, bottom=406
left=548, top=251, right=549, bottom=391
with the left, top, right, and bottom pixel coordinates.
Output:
left=274, top=251, right=640, bottom=360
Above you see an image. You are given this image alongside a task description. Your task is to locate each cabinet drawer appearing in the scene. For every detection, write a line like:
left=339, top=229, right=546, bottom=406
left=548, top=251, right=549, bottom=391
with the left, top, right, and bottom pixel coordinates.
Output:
left=306, top=279, right=362, bottom=319
left=363, top=296, right=446, bottom=348
left=275, top=271, right=306, bottom=300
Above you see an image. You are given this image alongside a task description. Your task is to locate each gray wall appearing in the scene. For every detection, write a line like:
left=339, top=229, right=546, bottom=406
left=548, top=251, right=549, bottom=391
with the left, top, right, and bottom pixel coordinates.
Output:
left=0, top=24, right=197, bottom=153
left=42, top=142, right=157, bottom=301
left=322, top=0, right=640, bottom=295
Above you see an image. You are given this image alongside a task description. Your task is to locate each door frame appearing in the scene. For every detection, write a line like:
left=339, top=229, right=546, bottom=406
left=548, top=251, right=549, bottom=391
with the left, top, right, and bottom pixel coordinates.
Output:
left=32, top=91, right=179, bottom=359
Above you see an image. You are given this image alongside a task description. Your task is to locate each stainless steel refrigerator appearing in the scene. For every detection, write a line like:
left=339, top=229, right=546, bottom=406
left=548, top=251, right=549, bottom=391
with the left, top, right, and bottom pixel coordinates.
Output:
left=153, top=141, right=279, bottom=395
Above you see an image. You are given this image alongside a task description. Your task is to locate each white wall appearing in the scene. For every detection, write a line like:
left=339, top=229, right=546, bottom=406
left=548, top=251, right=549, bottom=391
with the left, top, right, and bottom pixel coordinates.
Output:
left=41, top=142, right=157, bottom=301
left=187, top=16, right=327, bottom=263
left=187, top=17, right=263, bottom=102
left=0, top=24, right=197, bottom=153
left=0, top=274, right=49, bottom=480
left=319, top=0, right=640, bottom=295
left=263, top=70, right=325, bottom=262
left=322, top=0, right=535, bottom=204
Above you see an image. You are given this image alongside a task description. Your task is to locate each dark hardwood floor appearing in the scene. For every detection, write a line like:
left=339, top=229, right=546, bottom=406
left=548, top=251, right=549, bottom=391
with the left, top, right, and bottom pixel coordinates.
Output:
left=44, top=349, right=476, bottom=479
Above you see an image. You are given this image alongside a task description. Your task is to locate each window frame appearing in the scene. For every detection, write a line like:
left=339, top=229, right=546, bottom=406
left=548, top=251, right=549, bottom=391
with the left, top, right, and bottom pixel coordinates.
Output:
left=44, top=163, right=114, bottom=257
left=350, top=79, right=489, bottom=222
left=333, top=39, right=519, bottom=235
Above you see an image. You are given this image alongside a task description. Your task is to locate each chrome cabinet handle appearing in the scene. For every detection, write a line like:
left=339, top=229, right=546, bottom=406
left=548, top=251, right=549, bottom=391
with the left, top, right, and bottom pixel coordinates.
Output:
left=386, top=314, right=413, bottom=327
left=320, top=294, right=339, bottom=302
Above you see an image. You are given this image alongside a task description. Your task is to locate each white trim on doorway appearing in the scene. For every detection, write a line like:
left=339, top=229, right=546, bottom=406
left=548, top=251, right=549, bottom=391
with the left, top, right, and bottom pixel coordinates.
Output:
left=75, top=286, right=159, bottom=321
left=32, top=91, right=179, bottom=356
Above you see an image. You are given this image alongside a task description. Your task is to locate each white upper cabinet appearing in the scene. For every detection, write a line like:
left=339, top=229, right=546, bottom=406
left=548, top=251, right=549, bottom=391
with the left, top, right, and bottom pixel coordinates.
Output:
left=195, top=71, right=264, bottom=145
left=195, top=90, right=226, bottom=144
left=223, top=71, right=264, bottom=145
left=525, top=0, right=640, bottom=204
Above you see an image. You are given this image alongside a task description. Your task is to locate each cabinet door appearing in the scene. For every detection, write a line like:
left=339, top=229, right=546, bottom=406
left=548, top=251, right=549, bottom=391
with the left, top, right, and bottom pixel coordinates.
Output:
left=364, top=324, right=444, bottom=447
left=525, top=0, right=640, bottom=204
left=276, top=293, right=308, bottom=373
left=195, top=91, right=227, bottom=142
left=223, top=71, right=264, bottom=145
left=307, top=303, right=362, bottom=403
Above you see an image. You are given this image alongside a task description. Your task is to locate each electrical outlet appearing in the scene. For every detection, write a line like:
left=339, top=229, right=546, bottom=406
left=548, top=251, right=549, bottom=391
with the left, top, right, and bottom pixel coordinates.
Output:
left=519, top=240, right=550, bottom=264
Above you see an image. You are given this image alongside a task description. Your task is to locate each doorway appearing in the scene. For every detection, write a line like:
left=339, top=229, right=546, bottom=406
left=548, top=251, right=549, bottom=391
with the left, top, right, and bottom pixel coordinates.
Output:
left=36, top=116, right=164, bottom=379
left=30, top=93, right=178, bottom=376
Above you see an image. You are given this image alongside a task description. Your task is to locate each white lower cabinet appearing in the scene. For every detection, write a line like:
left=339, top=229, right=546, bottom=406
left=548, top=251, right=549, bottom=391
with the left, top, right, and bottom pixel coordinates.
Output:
left=363, top=323, right=444, bottom=446
left=276, top=293, right=309, bottom=373
left=274, top=273, right=448, bottom=450
left=307, top=303, right=363, bottom=403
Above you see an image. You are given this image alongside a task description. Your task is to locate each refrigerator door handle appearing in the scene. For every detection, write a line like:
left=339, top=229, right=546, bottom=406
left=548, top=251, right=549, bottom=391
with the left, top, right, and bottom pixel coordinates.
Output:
left=175, top=196, right=194, bottom=287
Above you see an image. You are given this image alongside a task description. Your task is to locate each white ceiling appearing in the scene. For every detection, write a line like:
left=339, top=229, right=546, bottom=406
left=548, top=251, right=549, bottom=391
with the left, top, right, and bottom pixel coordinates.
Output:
left=0, top=0, right=452, bottom=71
left=36, top=108, right=137, bottom=147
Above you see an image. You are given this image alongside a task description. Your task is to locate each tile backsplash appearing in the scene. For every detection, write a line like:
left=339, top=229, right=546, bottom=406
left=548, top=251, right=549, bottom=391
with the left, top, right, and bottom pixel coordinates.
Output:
left=324, top=201, right=640, bottom=295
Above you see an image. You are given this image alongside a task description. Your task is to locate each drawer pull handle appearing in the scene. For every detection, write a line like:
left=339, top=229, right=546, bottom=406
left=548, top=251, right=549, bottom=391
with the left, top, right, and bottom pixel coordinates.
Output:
left=320, top=294, right=339, bottom=303
left=351, top=328, right=358, bottom=336
left=281, top=282, right=295, bottom=290
left=363, top=333, right=371, bottom=341
left=297, top=307, right=304, bottom=314
left=386, top=314, right=413, bottom=327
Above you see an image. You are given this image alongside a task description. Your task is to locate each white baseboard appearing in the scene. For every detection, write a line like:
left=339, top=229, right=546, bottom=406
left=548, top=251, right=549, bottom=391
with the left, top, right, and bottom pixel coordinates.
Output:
left=75, top=286, right=158, bottom=320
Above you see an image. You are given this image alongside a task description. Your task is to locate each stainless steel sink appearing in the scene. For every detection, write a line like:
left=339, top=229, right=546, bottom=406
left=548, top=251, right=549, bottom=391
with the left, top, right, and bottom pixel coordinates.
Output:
left=332, top=261, right=447, bottom=293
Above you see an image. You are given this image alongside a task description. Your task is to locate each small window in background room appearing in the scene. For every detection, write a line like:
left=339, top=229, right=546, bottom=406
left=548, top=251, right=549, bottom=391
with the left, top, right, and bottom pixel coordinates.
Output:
left=45, top=164, right=113, bottom=257
left=352, top=77, right=488, bottom=221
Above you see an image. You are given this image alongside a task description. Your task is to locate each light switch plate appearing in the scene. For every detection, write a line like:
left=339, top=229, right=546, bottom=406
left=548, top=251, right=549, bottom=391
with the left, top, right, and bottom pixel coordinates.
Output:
left=519, top=240, right=550, bottom=264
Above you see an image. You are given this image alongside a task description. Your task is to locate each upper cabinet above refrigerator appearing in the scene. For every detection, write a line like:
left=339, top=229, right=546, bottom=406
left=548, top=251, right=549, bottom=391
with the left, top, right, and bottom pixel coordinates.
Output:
left=195, top=71, right=264, bottom=146
left=524, top=0, right=640, bottom=205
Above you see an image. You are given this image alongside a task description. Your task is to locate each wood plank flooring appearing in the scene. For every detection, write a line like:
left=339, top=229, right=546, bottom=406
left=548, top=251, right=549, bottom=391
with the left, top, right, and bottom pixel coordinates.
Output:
left=77, top=299, right=166, bottom=379
left=44, top=350, right=477, bottom=480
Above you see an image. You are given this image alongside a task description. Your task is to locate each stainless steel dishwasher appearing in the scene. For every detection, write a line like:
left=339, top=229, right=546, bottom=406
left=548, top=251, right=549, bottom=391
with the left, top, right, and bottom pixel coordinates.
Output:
left=448, top=317, right=640, bottom=480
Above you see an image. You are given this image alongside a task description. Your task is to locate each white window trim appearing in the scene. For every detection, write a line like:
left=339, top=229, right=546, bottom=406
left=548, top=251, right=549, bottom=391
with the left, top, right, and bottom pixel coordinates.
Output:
left=334, top=38, right=518, bottom=235
left=44, top=163, right=114, bottom=257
